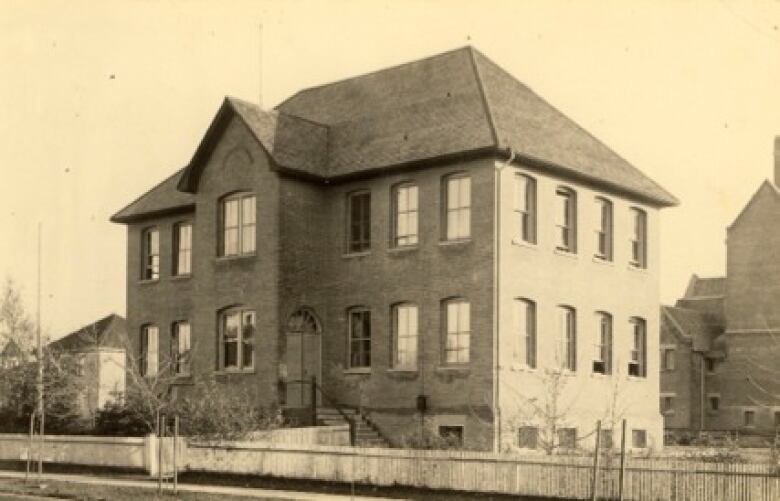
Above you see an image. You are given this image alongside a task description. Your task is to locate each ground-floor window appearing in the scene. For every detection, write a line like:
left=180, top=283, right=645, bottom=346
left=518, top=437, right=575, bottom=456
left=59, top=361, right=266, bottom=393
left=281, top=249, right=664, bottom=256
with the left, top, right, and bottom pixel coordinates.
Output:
left=438, top=425, right=464, bottom=446
left=632, top=429, right=647, bottom=448
left=518, top=426, right=538, bottom=449
left=219, top=308, right=255, bottom=371
left=140, top=324, right=158, bottom=377
left=557, top=428, right=577, bottom=449
left=348, top=307, right=371, bottom=369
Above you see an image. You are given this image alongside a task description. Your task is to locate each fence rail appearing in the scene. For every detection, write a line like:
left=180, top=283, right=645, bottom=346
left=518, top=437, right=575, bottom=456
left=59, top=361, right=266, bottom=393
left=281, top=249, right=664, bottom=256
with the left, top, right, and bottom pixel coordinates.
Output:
left=187, top=443, right=780, bottom=500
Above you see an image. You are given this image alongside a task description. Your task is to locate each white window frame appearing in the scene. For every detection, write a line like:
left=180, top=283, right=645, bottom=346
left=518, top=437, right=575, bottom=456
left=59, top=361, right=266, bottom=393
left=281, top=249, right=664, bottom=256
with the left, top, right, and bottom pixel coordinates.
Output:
left=444, top=174, right=471, bottom=241
left=558, top=306, right=576, bottom=371
left=174, top=222, right=193, bottom=276
left=347, top=191, right=371, bottom=253
left=513, top=298, right=536, bottom=368
left=392, top=184, right=419, bottom=247
left=662, top=347, right=676, bottom=371
left=220, top=193, right=256, bottom=257
left=140, top=324, right=158, bottom=377
left=172, top=320, right=191, bottom=376
left=443, top=299, right=470, bottom=364
left=593, top=312, right=612, bottom=375
left=514, top=174, right=536, bottom=244
left=347, top=307, right=371, bottom=369
left=141, top=227, right=160, bottom=281
left=595, top=197, right=613, bottom=260
left=629, top=317, right=647, bottom=377
left=555, top=187, right=577, bottom=253
left=219, top=308, right=256, bottom=371
left=630, top=207, right=647, bottom=268
left=392, top=303, right=418, bottom=370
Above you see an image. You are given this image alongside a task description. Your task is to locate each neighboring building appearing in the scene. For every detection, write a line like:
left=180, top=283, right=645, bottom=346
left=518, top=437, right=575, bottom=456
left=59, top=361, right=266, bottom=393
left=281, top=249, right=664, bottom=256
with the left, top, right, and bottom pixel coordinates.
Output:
left=0, top=339, right=25, bottom=369
left=111, top=47, right=677, bottom=450
left=661, top=138, right=780, bottom=442
left=48, top=314, right=127, bottom=419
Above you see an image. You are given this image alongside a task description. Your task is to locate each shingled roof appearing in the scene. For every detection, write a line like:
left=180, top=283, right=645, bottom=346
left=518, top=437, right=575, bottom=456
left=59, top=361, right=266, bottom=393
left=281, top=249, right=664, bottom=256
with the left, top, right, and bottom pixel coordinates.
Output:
left=48, top=314, right=127, bottom=352
left=112, top=46, right=677, bottom=223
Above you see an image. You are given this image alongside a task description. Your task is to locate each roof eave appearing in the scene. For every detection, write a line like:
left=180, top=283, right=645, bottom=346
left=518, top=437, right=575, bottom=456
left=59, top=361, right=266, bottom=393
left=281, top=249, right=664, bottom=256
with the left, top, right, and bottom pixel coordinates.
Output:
left=110, top=203, right=196, bottom=225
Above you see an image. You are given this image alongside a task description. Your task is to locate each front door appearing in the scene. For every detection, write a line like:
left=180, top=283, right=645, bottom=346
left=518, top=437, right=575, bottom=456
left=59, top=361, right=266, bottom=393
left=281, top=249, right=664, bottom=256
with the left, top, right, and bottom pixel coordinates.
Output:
left=284, top=309, right=321, bottom=408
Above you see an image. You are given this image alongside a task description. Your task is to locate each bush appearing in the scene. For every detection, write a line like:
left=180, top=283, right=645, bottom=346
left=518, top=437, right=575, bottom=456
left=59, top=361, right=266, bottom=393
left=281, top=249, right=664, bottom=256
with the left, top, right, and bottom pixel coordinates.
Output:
left=398, top=427, right=464, bottom=450
left=94, top=401, right=150, bottom=437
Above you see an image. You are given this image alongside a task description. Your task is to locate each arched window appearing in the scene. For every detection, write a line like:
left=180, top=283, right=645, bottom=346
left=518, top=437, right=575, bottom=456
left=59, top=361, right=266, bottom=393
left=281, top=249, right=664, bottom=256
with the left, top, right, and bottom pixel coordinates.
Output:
left=391, top=302, right=418, bottom=370
left=139, top=324, right=159, bottom=377
left=218, top=307, right=256, bottom=371
left=513, top=298, right=536, bottom=368
left=443, top=173, right=471, bottom=241
left=555, top=187, right=577, bottom=253
left=141, top=227, right=159, bottom=280
left=219, top=192, right=256, bottom=257
left=514, top=174, right=537, bottom=244
left=173, top=222, right=193, bottom=275
left=347, top=306, right=371, bottom=369
left=557, top=305, right=576, bottom=371
left=286, top=308, right=321, bottom=336
left=593, top=312, right=612, bottom=374
left=594, top=197, right=613, bottom=260
left=630, top=208, right=647, bottom=268
left=392, top=183, right=419, bottom=247
left=443, top=298, right=470, bottom=364
left=629, top=317, right=647, bottom=377
left=171, top=320, right=191, bottom=376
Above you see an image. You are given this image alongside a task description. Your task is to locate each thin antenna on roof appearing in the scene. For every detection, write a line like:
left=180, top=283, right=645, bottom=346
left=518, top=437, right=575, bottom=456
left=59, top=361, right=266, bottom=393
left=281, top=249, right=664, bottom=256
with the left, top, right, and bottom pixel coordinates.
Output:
left=258, top=23, right=263, bottom=108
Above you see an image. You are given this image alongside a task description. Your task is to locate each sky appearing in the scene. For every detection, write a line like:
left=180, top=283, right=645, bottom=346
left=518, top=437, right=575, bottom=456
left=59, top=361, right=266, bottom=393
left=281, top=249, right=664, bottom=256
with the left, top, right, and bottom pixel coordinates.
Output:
left=1, top=0, right=779, bottom=339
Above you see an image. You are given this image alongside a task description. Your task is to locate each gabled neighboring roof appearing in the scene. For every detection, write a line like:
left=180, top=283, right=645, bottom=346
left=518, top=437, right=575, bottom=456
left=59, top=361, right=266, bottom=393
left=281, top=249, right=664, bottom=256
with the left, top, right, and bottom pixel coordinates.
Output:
left=112, top=46, right=678, bottom=223
left=662, top=306, right=722, bottom=352
left=683, top=274, right=726, bottom=299
left=48, top=314, right=127, bottom=352
left=727, top=179, right=780, bottom=232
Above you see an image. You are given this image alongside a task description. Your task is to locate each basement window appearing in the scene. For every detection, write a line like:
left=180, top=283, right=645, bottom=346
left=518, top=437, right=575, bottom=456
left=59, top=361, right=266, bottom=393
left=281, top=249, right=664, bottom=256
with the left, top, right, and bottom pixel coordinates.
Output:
left=439, top=426, right=464, bottom=447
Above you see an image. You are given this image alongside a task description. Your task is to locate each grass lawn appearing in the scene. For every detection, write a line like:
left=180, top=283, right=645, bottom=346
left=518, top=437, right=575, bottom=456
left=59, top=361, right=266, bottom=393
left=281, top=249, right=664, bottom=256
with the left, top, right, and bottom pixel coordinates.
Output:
left=0, top=478, right=290, bottom=501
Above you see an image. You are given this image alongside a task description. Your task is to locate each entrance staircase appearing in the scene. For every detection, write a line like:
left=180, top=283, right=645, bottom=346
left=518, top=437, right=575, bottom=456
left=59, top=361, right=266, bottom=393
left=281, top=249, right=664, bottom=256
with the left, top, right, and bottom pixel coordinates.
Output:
left=316, top=407, right=390, bottom=448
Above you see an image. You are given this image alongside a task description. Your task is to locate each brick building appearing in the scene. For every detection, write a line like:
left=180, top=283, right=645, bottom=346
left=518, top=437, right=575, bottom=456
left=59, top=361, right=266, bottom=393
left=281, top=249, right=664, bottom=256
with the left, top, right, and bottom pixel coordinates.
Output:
left=111, top=47, right=676, bottom=450
left=660, top=138, right=780, bottom=442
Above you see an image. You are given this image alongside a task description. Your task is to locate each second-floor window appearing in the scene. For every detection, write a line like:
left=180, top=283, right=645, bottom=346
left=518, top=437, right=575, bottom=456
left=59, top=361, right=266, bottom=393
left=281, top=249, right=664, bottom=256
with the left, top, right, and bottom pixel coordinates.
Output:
left=558, top=306, right=576, bottom=371
left=514, top=174, right=536, bottom=244
left=593, top=312, right=612, bottom=375
left=514, top=298, right=536, bottom=368
left=347, top=192, right=371, bottom=253
left=595, top=197, right=613, bottom=260
left=221, top=193, right=256, bottom=257
left=393, top=184, right=418, bottom=247
left=444, top=174, right=471, bottom=241
left=630, top=208, right=647, bottom=268
left=141, top=228, right=159, bottom=280
left=173, top=222, right=192, bottom=276
left=555, top=187, right=576, bottom=252
left=629, top=317, right=647, bottom=377
left=220, top=308, right=255, bottom=371
left=392, top=303, right=418, bottom=370
left=348, top=308, right=371, bottom=369
left=662, top=348, right=676, bottom=371
left=172, top=321, right=191, bottom=376
left=444, top=299, right=470, bottom=364
left=139, top=324, right=158, bottom=377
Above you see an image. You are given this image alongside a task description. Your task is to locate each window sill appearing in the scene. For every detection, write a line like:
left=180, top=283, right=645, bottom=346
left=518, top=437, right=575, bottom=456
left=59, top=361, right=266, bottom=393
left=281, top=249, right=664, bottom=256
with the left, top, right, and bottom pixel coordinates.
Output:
left=387, top=245, right=418, bottom=255
left=138, top=279, right=159, bottom=286
left=593, top=256, right=614, bottom=266
left=341, top=251, right=372, bottom=259
left=510, top=237, right=537, bottom=249
left=590, top=371, right=611, bottom=378
left=386, top=368, right=418, bottom=374
left=343, top=367, right=371, bottom=375
left=628, top=263, right=648, bottom=273
left=171, top=274, right=192, bottom=281
left=553, top=248, right=578, bottom=259
left=172, top=374, right=194, bottom=385
left=627, top=375, right=647, bottom=382
left=438, top=238, right=472, bottom=247
left=509, top=364, right=537, bottom=372
left=436, top=365, right=470, bottom=373
left=216, top=254, right=256, bottom=263
left=216, top=368, right=256, bottom=375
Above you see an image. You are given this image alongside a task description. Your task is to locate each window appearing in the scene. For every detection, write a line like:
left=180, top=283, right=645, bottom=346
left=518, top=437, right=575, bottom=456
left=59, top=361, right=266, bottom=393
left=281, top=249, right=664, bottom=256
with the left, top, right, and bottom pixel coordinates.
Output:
left=632, top=430, right=647, bottom=448
left=595, top=197, right=612, bottom=260
left=630, top=208, right=647, bottom=268
left=705, top=358, right=716, bottom=374
left=514, top=299, right=536, bottom=368
left=743, top=410, right=755, bottom=427
left=558, top=428, right=577, bottom=449
left=599, top=429, right=613, bottom=449
left=628, top=317, right=647, bottom=377
left=438, top=426, right=464, bottom=446
left=558, top=306, right=576, bottom=371
left=139, top=324, right=158, bottom=377
left=593, top=312, right=612, bottom=374
left=555, top=187, right=576, bottom=252
left=347, top=191, right=371, bottom=253
left=514, top=174, right=536, bottom=244
left=709, top=395, right=720, bottom=412
left=141, top=228, right=160, bottom=280
left=172, top=321, right=191, bottom=376
left=220, top=193, right=256, bottom=256
left=219, top=308, right=255, bottom=370
left=392, top=303, right=418, bottom=370
left=661, top=395, right=675, bottom=414
left=173, top=222, right=192, bottom=276
left=662, top=348, right=676, bottom=371
left=348, top=308, right=371, bottom=369
left=444, top=174, right=471, bottom=240
left=443, top=299, right=470, bottom=364
left=392, top=184, right=418, bottom=247
left=518, top=426, right=538, bottom=449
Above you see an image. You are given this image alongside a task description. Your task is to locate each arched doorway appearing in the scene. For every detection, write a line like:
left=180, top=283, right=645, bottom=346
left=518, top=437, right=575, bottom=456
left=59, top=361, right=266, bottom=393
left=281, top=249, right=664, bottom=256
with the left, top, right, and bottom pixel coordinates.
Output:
left=283, top=308, right=321, bottom=408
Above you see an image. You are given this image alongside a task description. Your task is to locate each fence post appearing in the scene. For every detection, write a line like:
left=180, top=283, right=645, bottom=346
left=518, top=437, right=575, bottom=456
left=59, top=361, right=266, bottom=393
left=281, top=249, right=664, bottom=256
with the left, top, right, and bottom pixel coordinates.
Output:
left=619, top=419, right=627, bottom=501
left=310, top=375, right=318, bottom=426
left=157, top=412, right=162, bottom=494
left=591, top=420, right=602, bottom=501
left=173, top=415, right=178, bottom=495
left=25, top=412, right=35, bottom=483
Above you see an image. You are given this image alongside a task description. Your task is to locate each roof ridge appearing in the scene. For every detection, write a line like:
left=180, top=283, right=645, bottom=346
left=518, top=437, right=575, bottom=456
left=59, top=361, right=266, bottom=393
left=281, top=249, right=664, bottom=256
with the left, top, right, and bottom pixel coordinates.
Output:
left=275, top=46, right=476, bottom=111
left=467, top=47, right=498, bottom=147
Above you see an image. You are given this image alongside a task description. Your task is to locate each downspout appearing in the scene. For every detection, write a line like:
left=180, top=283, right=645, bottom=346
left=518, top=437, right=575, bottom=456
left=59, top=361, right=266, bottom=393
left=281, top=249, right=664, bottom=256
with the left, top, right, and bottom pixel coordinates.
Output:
left=700, top=354, right=705, bottom=432
left=493, top=147, right=516, bottom=452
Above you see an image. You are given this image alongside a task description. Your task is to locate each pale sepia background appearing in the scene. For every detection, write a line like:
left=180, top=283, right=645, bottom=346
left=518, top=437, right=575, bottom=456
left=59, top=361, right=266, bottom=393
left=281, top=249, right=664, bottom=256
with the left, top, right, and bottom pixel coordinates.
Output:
left=2, top=0, right=779, bottom=340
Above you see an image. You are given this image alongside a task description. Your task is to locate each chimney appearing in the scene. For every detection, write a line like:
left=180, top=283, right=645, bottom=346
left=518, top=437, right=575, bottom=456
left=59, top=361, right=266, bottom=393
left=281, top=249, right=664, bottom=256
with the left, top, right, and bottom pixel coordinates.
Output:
left=775, top=136, right=780, bottom=186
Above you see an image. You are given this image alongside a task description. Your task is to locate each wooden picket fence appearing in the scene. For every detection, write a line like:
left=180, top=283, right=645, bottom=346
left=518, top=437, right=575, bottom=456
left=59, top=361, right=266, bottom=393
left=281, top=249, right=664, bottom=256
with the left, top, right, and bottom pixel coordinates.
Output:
left=187, top=442, right=780, bottom=500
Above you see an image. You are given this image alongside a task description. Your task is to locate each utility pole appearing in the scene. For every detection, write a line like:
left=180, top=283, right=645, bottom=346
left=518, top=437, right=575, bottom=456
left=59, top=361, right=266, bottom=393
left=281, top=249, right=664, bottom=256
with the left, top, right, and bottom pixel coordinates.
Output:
left=36, top=223, right=44, bottom=482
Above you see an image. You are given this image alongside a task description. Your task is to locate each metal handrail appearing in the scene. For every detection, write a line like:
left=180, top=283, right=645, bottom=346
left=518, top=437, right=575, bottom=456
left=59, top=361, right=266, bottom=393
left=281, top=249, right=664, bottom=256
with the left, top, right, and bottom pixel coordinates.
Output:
left=284, top=376, right=356, bottom=446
